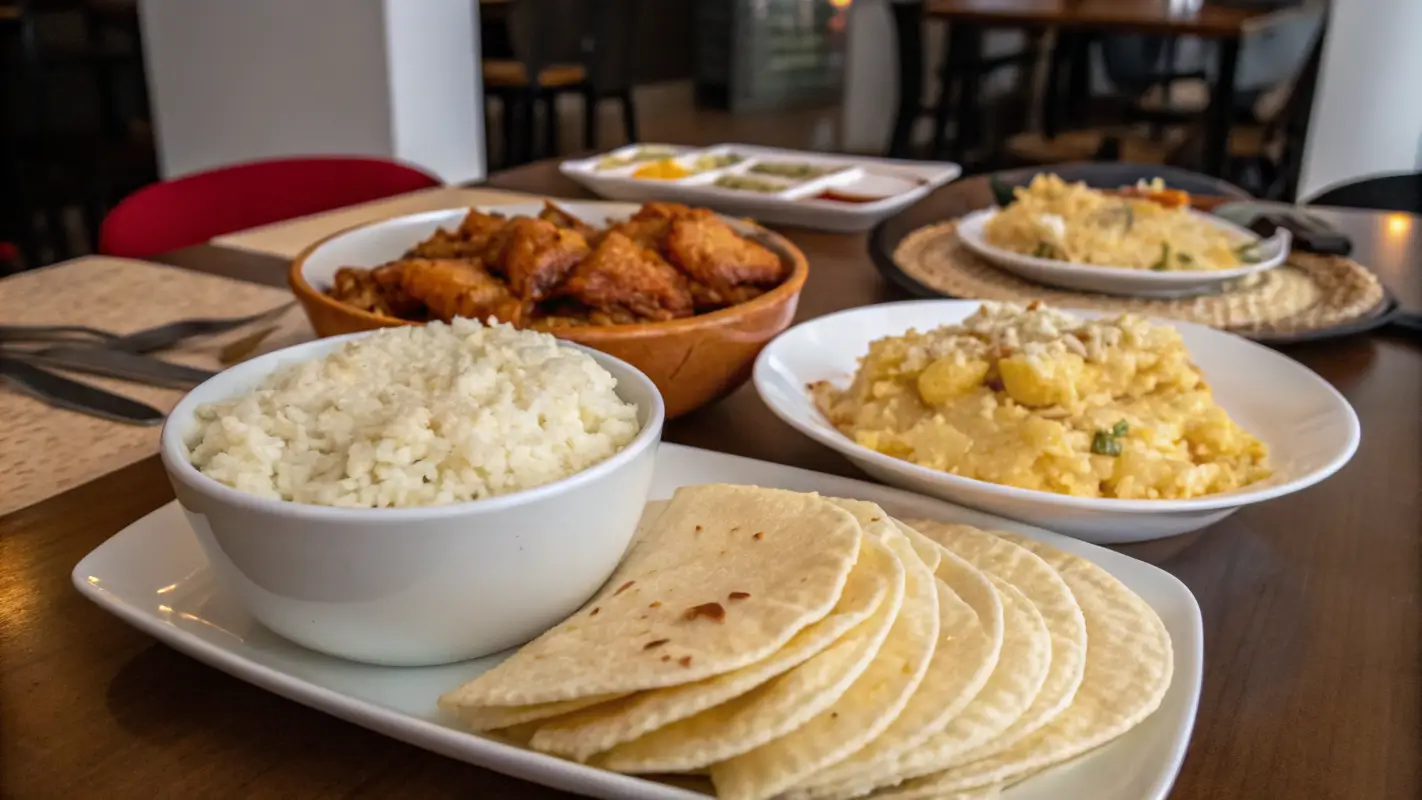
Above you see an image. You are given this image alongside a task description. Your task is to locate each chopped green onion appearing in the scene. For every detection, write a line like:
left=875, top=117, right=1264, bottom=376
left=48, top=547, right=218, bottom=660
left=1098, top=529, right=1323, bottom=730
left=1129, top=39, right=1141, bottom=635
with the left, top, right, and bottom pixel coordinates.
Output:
left=1234, top=242, right=1262, bottom=264
left=1150, top=243, right=1171, bottom=271
left=1111, top=419, right=1130, bottom=437
left=1091, top=431, right=1123, bottom=457
left=1177, top=251, right=1195, bottom=266
left=1033, top=242, right=1054, bottom=258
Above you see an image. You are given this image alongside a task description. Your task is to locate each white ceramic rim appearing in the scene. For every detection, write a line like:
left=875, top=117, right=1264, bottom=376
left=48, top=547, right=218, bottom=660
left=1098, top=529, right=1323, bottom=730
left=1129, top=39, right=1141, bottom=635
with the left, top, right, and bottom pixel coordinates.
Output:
left=956, top=207, right=1292, bottom=285
left=753, top=299, right=1361, bottom=514
left=161, top=330, right=666, bottom=522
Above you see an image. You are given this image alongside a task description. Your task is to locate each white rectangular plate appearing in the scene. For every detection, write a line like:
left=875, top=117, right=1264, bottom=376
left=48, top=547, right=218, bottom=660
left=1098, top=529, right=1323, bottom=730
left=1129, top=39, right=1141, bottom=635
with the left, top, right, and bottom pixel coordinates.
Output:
left=73, top=443, right=1201, bottom=800
left=560, top=144, right=961, bottom=233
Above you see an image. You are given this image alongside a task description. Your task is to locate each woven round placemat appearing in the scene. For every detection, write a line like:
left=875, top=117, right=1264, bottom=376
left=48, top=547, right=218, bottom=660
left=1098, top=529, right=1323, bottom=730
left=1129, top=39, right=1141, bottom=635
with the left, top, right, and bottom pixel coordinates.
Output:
left=891, top=220, right=1388, bottom=338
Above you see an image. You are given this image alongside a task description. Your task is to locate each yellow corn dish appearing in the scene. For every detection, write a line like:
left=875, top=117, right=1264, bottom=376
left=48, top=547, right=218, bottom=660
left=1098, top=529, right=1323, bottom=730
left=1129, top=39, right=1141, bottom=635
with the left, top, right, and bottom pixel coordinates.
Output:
left=812, top=303, right=1271, bottom=499
left=985, top=174, right=1254, bottom=271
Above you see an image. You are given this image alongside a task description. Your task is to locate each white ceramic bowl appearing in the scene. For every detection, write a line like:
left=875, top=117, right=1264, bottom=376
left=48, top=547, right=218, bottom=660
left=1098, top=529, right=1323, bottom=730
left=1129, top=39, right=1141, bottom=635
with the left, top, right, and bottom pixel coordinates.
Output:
left=956, top=207, right=1291, bottom=298
left=754, top=300, right=1359, bottom=543
left=160, top=332, right=664, bottom=667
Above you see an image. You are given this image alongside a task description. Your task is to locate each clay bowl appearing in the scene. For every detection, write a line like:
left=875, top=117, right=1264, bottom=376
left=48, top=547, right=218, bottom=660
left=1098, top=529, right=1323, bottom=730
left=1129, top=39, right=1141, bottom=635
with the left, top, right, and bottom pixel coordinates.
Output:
left=289, top=201, right=810, bottom=419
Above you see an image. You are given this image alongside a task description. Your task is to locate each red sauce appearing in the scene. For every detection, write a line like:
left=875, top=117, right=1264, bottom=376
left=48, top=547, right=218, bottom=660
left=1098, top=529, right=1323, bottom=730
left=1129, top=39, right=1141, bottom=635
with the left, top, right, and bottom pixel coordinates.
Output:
left=811, top=189, right=882, bottom=204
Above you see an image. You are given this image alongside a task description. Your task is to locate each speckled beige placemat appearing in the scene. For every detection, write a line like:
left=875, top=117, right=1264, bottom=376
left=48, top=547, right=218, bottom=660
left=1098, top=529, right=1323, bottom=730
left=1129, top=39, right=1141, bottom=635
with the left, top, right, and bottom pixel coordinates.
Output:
left=210, top=186, right=540, bottom=258
left=893, top=220, right=1387, bottom=337
left=0, top=257, right=315, bottom=516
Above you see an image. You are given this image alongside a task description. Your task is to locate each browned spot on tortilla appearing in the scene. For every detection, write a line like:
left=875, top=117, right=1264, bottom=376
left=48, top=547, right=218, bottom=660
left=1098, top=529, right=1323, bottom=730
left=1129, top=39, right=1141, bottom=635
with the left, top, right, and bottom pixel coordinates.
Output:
left=695, top=525, right=703, bottom=533
left=614, top=580, right=636, bottom=596
left=590, top=607, right=601, bottom=616
left=661, top=654, right=671, bottom=662
left=753, top=531, right=764, bottom=540
left=678, top=656, right=693, bottom=667
left=643, top=638, right=670, bottom=650
left=870, top=517, right=881, bottom=522
left=728, top=591, right=751, bottom=600
left=649, top=601, right=662, bottom=608
left=683, top=602, right=726, bottom=623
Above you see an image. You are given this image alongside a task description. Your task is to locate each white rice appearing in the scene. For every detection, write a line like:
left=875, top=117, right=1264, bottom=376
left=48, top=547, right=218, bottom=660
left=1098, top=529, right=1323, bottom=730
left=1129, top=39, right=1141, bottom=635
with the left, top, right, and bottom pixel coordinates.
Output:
left=186, top=319, right=642, bottom=508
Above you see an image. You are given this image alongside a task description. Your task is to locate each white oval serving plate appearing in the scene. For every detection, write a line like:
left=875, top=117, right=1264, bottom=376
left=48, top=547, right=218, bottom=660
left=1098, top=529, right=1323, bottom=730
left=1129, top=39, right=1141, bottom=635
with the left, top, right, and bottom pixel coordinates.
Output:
left=754, top=300, right=1360, bottom=543
left=74, top=442, right=1203, bottom=800
left=955, top=207, right=1292, bottom=298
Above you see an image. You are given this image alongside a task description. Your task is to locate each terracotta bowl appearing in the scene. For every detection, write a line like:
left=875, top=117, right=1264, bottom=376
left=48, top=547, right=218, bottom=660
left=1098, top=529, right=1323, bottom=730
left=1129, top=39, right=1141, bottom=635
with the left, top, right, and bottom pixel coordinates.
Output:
left=289, top=202, right=809, bottom=419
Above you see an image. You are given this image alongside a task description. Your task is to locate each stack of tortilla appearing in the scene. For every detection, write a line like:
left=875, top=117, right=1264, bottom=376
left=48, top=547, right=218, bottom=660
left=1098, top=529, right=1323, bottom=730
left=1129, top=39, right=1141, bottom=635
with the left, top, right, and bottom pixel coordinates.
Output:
left=440, top=484, right=1173, bottom=800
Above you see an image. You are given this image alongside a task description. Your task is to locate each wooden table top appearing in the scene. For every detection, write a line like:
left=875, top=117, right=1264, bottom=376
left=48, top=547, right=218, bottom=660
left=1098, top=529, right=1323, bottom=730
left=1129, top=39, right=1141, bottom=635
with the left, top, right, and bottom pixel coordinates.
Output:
left=2, top=160, right=1419, bottom=799
left=924, top=0, right=1309, bottom=37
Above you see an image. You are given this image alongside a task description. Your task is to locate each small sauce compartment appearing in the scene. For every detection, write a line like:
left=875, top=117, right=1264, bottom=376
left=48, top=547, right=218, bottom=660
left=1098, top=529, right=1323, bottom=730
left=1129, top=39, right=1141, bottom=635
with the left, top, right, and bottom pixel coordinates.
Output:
left=588, top=144, right=686, bottom=173
left=802, top=168, right=927, bottom=205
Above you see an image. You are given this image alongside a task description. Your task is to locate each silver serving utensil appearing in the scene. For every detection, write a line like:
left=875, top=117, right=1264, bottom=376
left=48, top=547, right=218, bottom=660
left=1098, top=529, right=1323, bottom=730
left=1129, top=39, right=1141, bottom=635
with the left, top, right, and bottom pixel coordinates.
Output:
left=12, top=346, right=215, bottom=388
left=0, top=358, right=164, bottom=425
left=104, top=302, right=296, bottom=354
left=0, top=302, right=295, bottom=353
left=0, top=324, right=119, bottom=346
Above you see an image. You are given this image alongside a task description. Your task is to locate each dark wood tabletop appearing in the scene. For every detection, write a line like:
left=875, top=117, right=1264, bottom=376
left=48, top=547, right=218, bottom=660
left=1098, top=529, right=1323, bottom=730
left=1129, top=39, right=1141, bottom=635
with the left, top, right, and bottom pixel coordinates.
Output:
left=923, top=0, right=1310, bottom=37
left=2, top=160, right=1419, bottom=799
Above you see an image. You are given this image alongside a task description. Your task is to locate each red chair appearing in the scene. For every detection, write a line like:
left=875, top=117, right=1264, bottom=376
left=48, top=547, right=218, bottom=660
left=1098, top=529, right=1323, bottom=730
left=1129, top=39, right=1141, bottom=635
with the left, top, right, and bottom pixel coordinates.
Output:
left=98, top=156, right=441, bottom=258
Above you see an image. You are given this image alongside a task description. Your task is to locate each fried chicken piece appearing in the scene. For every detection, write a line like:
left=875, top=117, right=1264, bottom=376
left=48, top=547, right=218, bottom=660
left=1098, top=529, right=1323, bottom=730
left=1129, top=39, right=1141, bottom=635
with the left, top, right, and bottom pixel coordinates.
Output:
left=398, top=258, right=523, bottom=324
left=689, top=281, right=768, bottom=312
left=665, top=215, right=785, bottom=291
left=561, top=231, right=694, bottom=322
left=331, top=267, right=393, bottom=316
left=481, top=217, right=590, bottom=302
left=405, top=210, right=508, bottom=259
left=602, top=202, right=707, bottom=250
left=538, top=201, right=597, bottom=240
left=370, top=262, right=425, bottom=318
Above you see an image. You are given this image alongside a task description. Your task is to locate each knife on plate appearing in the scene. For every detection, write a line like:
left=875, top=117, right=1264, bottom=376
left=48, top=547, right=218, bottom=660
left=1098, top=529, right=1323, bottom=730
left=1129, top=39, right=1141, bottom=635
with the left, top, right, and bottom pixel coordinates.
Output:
left=0, top=358, right=165, bottom=425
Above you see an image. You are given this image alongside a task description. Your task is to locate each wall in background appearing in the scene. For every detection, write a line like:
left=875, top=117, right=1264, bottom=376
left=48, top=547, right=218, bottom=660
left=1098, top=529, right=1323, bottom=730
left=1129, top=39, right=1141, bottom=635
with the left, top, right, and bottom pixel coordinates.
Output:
left=140, top=0, right=484, bottom=183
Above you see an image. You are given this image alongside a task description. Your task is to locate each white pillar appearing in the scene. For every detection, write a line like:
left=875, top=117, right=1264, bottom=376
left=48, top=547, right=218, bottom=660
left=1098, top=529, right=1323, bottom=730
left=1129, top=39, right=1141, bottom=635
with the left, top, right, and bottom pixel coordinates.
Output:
left=139, top=0, right=486, bottom=184
left=1298, top=0, right=1422, bottom=200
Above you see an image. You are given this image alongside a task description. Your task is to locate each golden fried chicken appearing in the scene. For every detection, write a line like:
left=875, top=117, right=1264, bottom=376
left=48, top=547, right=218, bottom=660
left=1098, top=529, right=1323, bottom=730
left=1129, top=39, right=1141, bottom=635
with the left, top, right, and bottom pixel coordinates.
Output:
left=481, top=217, right=590, bottom=302
left=561, top=231, right=694, bottom=322
left=537, top=202, right=597, bottom=240
left=689, top=281, right=768, bottom=312
left=665, top=214, right=784, bottom=291
left=398, top=258, right=523, bottom=324
left=406, top=210, right=509, bottom=260
left=370, top=262, right=426, bottom=318
left=602, top=202, right=706, bottom=250
left=331, top=267, right=391, bottom=316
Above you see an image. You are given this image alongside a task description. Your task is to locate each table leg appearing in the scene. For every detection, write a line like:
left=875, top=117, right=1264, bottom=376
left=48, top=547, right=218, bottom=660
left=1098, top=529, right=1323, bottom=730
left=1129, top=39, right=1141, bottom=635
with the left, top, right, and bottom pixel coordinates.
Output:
left=887, top=1, right=925, bottom=158
left=1204, top=36, right=1241, bottom=178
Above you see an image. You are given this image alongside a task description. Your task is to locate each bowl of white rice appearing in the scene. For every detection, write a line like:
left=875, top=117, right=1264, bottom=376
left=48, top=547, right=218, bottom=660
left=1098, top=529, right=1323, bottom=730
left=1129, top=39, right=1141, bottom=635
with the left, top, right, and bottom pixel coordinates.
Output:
left=160, top=319, right=663, bottom=666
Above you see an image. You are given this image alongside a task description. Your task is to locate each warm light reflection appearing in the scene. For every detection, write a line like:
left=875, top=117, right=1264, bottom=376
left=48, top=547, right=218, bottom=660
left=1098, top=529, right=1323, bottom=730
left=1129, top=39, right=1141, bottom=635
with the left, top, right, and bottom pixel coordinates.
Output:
left=178, top=611, right=245, bottom=642
left=158, top=604, right=173, bottom=615
left=828, top=0, right=853, bottom=7
left=86, top=576, right=100, bottom=585
left=155, top=582, right=180, bottom=595
left=1386, top=214, right=1412, bottom=235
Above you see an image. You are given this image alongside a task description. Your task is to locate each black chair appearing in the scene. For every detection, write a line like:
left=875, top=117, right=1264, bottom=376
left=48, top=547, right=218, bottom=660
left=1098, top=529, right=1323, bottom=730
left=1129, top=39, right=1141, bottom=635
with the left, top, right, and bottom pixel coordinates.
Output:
left=887, top=2, right=1043, bottom=160
left=483, top=0, right=640, bottom=167
left=1308, top=174, right=1422, bottom=215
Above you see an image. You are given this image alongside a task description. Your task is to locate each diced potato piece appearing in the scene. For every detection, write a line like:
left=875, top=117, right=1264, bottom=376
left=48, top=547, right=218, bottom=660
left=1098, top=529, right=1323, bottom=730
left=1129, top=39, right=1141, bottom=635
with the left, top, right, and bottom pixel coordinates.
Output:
left=999, top=353, right=1086, bottom=407
left=916, top=357, right=990, bottom=406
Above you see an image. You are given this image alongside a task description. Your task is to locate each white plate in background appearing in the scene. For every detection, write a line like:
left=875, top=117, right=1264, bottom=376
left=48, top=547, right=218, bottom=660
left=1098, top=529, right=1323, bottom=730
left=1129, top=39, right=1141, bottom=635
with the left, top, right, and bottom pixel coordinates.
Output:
left=561, top=143, right=960, bottom=233
left=754, top=300, right=1359, bottom=542
left=74, top=443, right=1202, bottom=800
left=956, top=207, right=1291, bottom=298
